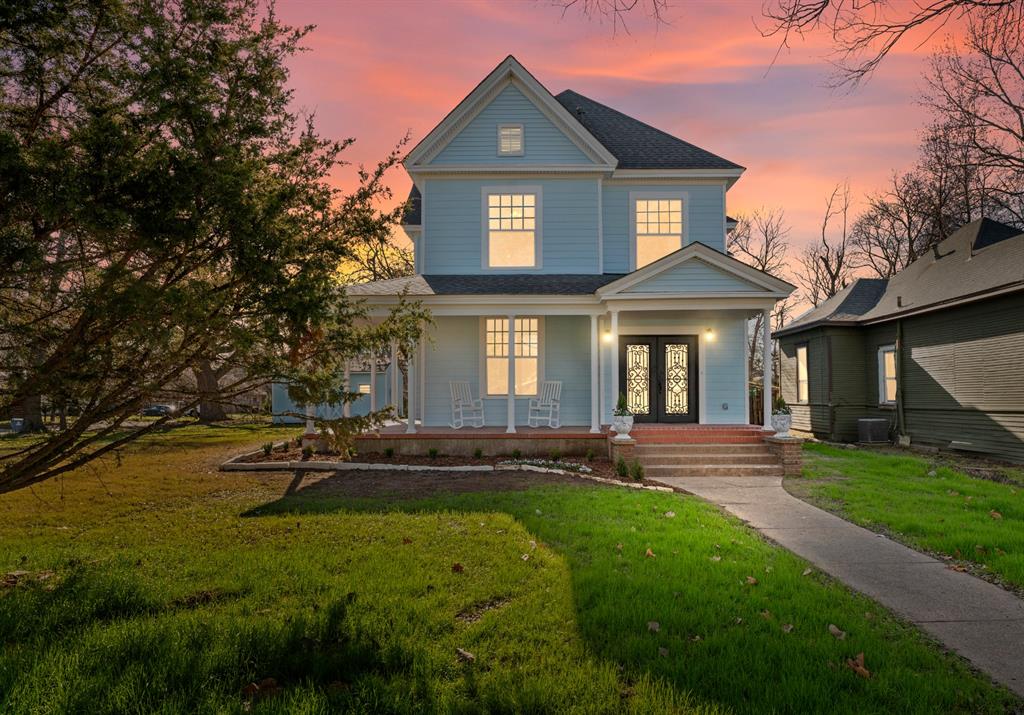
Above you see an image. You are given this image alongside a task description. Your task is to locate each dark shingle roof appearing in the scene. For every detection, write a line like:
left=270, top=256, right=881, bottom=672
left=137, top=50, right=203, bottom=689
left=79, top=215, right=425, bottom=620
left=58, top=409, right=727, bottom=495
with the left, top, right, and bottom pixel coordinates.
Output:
left=776, top=218, right=1024, bottom=336
left=402, top=186, right=422, bottom=226
left=555, top=90, right=743, bottom=171
left=347, top=273, right=627, bottom=297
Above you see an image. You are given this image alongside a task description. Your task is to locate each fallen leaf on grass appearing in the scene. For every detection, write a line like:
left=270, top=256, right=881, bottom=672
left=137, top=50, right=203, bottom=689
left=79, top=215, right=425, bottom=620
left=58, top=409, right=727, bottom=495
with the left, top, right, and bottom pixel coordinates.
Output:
left=781, top=623, right=794, bottom=633
left=529, top=540, right=537, bottom=550
left=401, top=537, right=413, bottom=545
left=802, top=567, right=813, bottom=576
left=451, top=563, right=464, bottom=573
left=456, top=648, right=475, bottom=663
left=615, top=543, right=623, bottom=552
left=647, top=621, right=660, bottom=633
left=664, top=511, right=676, bottom=518
left=734, top=617, right=743, bottom=625
left=760, top=610, right=772, bottom=620
left=658, top=647, right=669, bottom=657
left=828, top=624, right=846, bottom=640
left=745, top=576, right=758, bottom=585
left=710, top=555, right=721, bottom=562
left=645, top=548, right=656, bottom=558
left=948, top=564, right=968, bottom=572
left=690, top=634, right=702, bottom=642
left=846, top=652, right=871, bottom=679
left=975, top=545, right=987, bottom=555
left=990, top=510, right=1003, bottom=520
left=521, top=554, right=530, bottom=561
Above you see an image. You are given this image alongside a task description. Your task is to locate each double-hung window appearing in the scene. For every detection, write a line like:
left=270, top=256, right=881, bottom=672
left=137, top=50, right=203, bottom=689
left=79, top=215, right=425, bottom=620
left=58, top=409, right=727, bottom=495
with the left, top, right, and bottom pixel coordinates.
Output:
left=484, top=317, right=539, bottom=396
left=795, top=344, right=809, bottom=404
left=878, top=344, right=897, bottom=405
left=634, top=196, right=684, bottom=268
left=485, top=190, right=538, bottom=268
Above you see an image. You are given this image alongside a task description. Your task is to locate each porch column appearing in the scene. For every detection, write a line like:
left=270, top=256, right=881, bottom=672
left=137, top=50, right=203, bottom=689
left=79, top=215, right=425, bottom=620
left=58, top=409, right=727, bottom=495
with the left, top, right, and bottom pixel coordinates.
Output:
left=304, top=403, right=316, bottom=437
left=342, top=360, right=351, bottom=418
left=506, top=314, right=516, bottom=433
left=610, top=309, right=620, bottom=410
left=369, top=353, right=377, bottom=414
left=589, top=314, right=600, bottom=433
left=419, top=337, right=426, bottom=423
left=762, top=307, right=773, bottom=430
left=406, top=340, right=417, bottom=434
left=389, top=340, right=400, bottom=417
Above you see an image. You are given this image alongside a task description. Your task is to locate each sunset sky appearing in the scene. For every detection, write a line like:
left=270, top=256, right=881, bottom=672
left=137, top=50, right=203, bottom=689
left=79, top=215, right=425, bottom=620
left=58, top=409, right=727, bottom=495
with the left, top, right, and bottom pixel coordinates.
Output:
left=277, top=0, right=956, bottom=272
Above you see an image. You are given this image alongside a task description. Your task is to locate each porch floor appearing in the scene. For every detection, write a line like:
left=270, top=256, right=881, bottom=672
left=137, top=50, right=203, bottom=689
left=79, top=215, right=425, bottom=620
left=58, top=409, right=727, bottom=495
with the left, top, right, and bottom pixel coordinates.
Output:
left=368, top=424, right=607, bottom=440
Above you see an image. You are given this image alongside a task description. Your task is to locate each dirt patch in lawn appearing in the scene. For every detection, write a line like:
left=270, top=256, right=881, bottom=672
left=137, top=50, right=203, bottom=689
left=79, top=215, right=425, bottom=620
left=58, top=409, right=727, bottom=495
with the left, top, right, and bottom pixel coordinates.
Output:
left=288, top=468, right=600, bottom=500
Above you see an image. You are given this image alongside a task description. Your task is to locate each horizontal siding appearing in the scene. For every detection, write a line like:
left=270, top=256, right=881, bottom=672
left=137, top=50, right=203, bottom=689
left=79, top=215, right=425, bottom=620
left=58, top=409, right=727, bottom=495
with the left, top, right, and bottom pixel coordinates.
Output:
left=422, top=316, right=593, bottom=427
left=271, top=373, right=391, bottom=425
left=602, top=183, right=726, bottom=273
left=431, top=83, right=590, bottom=165
left=422, top=177, right=600, bottom=274
left=625, top=258, right=761, bottom=293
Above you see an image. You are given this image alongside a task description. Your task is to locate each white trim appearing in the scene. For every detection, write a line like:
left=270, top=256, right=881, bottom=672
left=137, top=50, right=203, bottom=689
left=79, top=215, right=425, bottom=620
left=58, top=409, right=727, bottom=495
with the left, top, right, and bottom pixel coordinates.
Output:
left=478, top=316, right=545, bottom=399
left=390, top=340, right=400, bottom=416
left=598, top=241, right=795, bottom=297
left=506, top=315, right=516, bottom=433
left=877, top=343, right=897, bottom=406
left=405, top=57, right=618, bottom=169
left=419, top=183, right=427, bottom=273
left=762, top=308, right=772, bottom=430
left=721, top=184, right=727, bottom=246
left=743, top=325, right=750, bottom=425
left=795, top=343, right=809, bottom=405
left=611, top=168, right=743, bottom=186
left=596, top=176, right=604, bottom=274
left=363, top=296, right=779, bottom=318
left=405, top=341, right=417, bottom=433
left=370, top=357, right=378, bottom=414
left=589, top=314, right=600, bottom=433
left=343, top=361, right=351, bottom=418
left=628, top=190, right=690, bottom=272
left=480, top=185, right=543, bottom=271
left=610, top=310, right=620, bottom=414
left=699, top=333, right=707, bottom=425
left=409, top=165, right=610, bottom=176
left=497, top=123, right=524, bottom=156
left=419, top=337, right=426, bottom=423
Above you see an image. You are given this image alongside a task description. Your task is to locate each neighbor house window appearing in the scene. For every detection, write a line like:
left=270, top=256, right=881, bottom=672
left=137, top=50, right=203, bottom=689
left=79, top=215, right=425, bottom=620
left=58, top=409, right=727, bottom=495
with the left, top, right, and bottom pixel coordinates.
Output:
left=878, top=344, right=897, bottom=405
left=486, top=191, right=538, bottom=268
left=484, top=317, right=539, bottom=396
left=357, top=383, right=371, bottom=394
left=796, top=344, right=809, bottom=404
left=498, top=124, right=524, bottom=156
left=634, top=197, right=683, bottom=268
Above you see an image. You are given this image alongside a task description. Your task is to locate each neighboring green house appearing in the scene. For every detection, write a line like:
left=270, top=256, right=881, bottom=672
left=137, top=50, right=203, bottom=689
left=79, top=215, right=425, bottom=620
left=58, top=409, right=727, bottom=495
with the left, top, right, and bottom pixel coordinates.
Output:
left=775, top=218, right=1024, bottom=462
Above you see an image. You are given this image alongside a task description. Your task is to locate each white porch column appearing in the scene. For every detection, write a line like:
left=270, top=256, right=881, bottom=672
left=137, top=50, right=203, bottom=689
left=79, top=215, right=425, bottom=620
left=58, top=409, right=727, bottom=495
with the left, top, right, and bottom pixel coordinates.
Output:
left=369, top=354, right=378, bottom=414
left=406, top=341, right=417, bottom=434
left=419, top=338, right=426, bottom=423
left=506, top=314, right=516, bottom=433
left=610, top=310, right=620, bottom=409
left=304, top=403, right=316, bottom=436
left=762, top=307, right=773, bottom=430
left=589, top=314, right=600, bottom=433
left=342, top=361, right=351, bottom=418
left=389, top=340, right=400, bottom=417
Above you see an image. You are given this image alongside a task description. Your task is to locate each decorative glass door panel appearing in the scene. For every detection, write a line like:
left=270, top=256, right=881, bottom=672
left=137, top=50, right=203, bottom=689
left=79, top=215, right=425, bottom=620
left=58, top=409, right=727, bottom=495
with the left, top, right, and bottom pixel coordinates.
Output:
left=619, top=336, right=698, bottom=423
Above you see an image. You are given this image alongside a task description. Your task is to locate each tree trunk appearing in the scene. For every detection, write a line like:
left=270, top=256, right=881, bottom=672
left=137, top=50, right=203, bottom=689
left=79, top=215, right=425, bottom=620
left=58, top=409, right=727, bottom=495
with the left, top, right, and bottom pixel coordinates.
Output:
left=20, top=394, right=44, bottom=431
left=195, top=360, right=228, bottom=422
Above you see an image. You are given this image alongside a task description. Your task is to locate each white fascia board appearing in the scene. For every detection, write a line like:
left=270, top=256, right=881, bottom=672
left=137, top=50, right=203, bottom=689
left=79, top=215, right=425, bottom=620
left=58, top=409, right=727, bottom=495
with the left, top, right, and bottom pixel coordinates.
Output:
left=610, top=168, right=744, bottom=181
left=603, top=296, right=780, bottom=312
left=405, top=57, right=618, bottom=169
left=408, top=164, right=612, bottom=176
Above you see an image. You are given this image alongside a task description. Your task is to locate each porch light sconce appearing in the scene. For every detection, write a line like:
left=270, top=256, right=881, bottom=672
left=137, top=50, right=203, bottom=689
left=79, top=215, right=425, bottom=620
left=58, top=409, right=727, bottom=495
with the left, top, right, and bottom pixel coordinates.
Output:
left=704, top=328, right=716, bottom=342
left=602, top=330, right=614, bottom=344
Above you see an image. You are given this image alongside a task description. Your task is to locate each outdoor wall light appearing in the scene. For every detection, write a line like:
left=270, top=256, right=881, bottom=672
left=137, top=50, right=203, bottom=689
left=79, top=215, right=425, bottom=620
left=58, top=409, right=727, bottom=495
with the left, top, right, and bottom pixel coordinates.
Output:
left=705, top=328, right=716, bottom=342
left=602, top=330, right=614, bottom=344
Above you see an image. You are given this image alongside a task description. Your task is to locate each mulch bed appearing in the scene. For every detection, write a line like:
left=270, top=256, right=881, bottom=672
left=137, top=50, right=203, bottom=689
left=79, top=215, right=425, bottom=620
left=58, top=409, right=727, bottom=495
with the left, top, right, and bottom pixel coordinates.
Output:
left=289, top=468, right=597, bottom=499
left=241, top=446, right=623, bottom=480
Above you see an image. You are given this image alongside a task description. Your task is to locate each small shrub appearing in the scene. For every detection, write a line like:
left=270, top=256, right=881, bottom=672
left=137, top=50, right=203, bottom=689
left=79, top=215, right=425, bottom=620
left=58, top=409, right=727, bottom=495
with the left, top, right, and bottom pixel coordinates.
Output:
left=301, top=445, right=314, bottom=460
left=384, top=447, right=395, bottom=458
left=511, top=448, right=522, bottom=460
left=615, top=456, right=628, bottom=478
left=585, top=448, right=596, bottom=461
left=428, top=448, right=439, bottom=459
left=548, top=449, right=562, bottom=461
left=473, top=447, right=483, bottom=459
left=629, top=459, right=645, bottom=481
left=261, top=443, right=273, bottom=456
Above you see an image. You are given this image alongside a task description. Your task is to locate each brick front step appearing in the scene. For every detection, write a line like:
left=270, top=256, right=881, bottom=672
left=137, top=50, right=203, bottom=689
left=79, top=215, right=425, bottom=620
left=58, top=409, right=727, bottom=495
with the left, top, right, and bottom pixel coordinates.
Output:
left=633, top=434, right=768, bottom=444
left=635, top=443, right=773, bottom=455
left=639, top=453, right=779, bottom=466
left=644, top=464, right=784, bottom=478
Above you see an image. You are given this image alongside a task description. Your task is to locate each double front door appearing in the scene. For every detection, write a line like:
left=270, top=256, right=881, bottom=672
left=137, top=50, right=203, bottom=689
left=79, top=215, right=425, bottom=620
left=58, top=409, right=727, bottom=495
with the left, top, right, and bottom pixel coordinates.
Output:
left=619, top=336, right=698, bottom=423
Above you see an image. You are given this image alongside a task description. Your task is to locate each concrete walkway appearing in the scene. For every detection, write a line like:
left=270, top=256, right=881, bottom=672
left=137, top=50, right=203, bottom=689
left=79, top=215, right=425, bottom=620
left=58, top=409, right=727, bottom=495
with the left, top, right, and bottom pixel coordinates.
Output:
left=656, top=475, right=1024, bottom=698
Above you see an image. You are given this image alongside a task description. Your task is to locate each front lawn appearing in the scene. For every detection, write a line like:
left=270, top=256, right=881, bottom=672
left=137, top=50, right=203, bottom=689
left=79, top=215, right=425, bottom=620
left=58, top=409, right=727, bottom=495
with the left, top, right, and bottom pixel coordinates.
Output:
left=0, top=427, right=1016, bottom=713
left=791, top=443, right=1024, bottom=591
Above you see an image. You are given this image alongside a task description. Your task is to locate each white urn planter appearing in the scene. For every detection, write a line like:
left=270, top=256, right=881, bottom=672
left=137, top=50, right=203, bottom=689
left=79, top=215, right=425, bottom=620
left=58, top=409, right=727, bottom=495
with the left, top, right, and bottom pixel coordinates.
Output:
left=612, top=414, right=634, bottom=441
left=770, top=413, right=792, bottom=437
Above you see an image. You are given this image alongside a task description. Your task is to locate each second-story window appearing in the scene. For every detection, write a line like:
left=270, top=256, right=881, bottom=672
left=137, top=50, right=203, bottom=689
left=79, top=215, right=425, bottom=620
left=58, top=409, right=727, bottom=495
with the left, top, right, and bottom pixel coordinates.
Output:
left=486, top=191, right=538, bottom=268
left=498, top=124, right=524, bottom=156
left=634, top=197, right=683, bottom=268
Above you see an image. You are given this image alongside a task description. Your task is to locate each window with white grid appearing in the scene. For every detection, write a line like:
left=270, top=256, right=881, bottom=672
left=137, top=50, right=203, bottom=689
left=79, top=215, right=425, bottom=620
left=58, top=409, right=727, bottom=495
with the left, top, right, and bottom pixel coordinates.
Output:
left=635, top=197, right=683, bottom=268
left=486, top=193, right=537, bottom=268
left=484, top=317, right=539, bottom=396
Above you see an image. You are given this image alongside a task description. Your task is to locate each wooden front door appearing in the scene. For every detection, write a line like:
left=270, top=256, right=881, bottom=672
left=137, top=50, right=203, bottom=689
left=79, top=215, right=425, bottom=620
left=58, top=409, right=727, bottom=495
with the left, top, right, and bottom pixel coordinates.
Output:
left=619, top=336, right=698, bottom=423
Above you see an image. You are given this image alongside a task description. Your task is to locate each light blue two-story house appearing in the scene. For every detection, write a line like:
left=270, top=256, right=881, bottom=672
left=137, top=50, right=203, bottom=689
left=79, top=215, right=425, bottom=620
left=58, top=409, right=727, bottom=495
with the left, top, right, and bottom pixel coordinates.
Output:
left=349, top=56, right=793, bottom=434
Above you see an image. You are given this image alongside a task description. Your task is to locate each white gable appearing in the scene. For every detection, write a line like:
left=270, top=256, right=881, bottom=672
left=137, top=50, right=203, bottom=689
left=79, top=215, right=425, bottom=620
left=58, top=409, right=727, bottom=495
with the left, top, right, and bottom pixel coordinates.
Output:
left=623, top=257, right=763, bottom=293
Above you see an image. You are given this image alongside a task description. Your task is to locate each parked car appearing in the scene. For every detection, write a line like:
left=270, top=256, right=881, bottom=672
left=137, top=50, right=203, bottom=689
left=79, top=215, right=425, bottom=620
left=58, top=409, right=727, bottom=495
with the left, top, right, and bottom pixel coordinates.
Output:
left=141, top=404, right=176, bottom=417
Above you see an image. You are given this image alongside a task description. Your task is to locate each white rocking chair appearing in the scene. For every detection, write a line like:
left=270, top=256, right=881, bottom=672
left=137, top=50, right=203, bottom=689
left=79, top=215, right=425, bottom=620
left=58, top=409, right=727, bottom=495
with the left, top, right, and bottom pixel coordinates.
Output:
left=528, top=381, right=562, bottom=428
left=450, top=381, right=484, bottom=429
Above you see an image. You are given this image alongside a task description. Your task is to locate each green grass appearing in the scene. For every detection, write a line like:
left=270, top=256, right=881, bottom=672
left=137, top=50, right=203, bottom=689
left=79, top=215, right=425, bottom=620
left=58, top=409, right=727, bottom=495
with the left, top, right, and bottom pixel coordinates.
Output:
left=0, top=427, right=1017, bottom=714
left=792, top=442, right=1024, bottom=589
